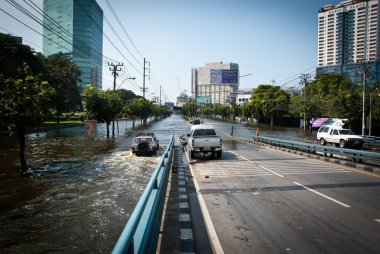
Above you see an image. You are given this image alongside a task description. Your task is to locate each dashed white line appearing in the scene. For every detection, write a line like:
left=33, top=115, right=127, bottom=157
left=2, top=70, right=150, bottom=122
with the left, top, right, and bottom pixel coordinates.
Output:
left=294, top=182, right=351, bottom=208
left=375, top=219, right=380, bottom=223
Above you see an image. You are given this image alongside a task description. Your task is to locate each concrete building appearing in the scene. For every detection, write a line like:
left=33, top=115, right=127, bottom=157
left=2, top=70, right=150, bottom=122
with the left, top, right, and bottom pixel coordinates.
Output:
left=236, top=89, right=252, bottom=105
left=317, top=0, right=380, bottom=85
left=176, top=92, right=192, bottom=107
left=191, top=62, right=239, bottom=105
left=43, top=0, right=103, bottom=89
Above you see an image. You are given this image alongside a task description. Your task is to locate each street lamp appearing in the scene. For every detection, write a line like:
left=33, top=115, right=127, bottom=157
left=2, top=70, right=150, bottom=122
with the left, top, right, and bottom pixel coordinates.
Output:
left=229, top=85, right=238, bottom=123
left=117, top=77, right=136, bottom=89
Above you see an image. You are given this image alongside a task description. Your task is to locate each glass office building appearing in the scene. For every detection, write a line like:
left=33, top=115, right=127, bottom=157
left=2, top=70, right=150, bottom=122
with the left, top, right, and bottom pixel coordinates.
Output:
left=43, top=0, right=103, bottom=89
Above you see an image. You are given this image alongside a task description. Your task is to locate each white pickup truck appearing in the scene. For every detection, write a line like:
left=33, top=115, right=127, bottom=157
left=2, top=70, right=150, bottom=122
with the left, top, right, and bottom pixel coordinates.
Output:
left=317, top=125, right=364, bottom=149
left=186, top=124, right=222, bottom=159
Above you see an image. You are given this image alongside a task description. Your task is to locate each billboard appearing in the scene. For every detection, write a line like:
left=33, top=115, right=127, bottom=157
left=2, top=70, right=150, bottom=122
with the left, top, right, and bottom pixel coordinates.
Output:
left=210, top=69, right=238, bottom=84
left=196, top=96, right=212, bottom=105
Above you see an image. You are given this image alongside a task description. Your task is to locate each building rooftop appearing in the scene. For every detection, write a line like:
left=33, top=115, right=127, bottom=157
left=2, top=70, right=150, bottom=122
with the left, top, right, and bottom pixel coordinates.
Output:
left=320, top=0, right=369, bottom=12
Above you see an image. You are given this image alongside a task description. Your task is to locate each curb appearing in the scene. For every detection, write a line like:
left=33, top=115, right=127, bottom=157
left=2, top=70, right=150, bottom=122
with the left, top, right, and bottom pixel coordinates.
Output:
left=231, top=136, right=380, bottom=175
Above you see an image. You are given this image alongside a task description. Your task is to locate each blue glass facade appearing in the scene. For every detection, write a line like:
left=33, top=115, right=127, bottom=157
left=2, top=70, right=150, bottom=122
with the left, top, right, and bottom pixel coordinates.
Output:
left=43, top=0, right=103, bottom=89
left=317, top=61, right=380, bottom=87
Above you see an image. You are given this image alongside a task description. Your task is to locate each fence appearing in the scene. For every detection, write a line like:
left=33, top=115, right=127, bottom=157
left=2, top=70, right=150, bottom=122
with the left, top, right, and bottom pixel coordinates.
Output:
left=233, top=136, right=380, bottom=166
left=112, top=135, right=175, bottom=254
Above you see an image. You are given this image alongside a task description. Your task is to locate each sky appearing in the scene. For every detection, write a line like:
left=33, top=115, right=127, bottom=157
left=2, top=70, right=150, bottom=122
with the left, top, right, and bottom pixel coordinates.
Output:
left=0, top=0, right=343, bottom=102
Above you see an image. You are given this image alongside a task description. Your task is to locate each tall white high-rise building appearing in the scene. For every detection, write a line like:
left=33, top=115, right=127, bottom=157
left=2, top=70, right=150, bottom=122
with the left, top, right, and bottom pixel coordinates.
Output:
left=317, top=0, right=379, bottom=84
left=191, top=62, right=239, bottom=105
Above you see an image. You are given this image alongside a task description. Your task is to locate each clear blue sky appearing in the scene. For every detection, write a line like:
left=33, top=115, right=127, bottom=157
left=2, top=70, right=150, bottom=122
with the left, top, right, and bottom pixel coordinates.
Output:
left=0, top=0, right=342, bottom=102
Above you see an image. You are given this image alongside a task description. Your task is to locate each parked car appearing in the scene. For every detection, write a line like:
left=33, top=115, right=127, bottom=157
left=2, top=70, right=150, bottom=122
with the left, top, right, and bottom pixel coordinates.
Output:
left=131, top=133, right=159, bottom=156
left=317, top=125, right=364, bottom=149
left=187, top=124, right=222, bottom=159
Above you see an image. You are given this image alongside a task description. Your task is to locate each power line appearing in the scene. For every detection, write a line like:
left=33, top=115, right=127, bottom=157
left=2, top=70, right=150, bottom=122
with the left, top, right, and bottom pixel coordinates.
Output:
left=103, top=15, right=143, bottom=69
left=277, top=65, right=317, bottom=85
left=105, top=0, right=144, bottom=60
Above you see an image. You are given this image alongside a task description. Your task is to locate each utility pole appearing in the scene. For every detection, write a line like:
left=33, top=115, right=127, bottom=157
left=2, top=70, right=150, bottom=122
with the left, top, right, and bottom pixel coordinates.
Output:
left=299, top=74, right=311, bottom=133
left=160, top=86, right=163, bottom=105
left=108, top=62, right=123, bottom=137
left=142, top=58, right=150, bottom=98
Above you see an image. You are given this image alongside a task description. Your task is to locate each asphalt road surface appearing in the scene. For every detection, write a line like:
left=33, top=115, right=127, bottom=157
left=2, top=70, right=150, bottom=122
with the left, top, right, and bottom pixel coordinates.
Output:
left=187, top=135, right=380, bottom=254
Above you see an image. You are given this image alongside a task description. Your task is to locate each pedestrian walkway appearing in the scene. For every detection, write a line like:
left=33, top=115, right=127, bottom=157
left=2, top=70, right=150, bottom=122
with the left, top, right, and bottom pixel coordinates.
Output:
left=157, top=147, right=195, bottom=253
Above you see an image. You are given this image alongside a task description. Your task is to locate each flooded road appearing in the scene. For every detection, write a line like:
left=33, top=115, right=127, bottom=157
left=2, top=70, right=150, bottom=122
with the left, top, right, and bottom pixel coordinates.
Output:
left=0, top=115, right=190, bottom=253
left=0, top=115, right=317, bottom=253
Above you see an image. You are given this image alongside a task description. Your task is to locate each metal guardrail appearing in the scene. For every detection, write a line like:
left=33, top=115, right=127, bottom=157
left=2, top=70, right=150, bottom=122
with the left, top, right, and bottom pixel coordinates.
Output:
left=363, top=135, right=380, bottom=146
left=112, top=135, right=175, bottom=254
left=234, top=136, right=380, bottom=165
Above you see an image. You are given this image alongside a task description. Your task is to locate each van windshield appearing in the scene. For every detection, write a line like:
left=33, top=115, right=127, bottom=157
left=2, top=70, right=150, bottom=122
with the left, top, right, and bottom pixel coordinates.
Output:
left=339, top=129, right=354, bottom=135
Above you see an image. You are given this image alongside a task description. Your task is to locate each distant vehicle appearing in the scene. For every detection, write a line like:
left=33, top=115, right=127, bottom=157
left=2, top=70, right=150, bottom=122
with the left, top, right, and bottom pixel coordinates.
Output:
left=188, top=118, right=202, bottom=125
left=187, top=124, right=222, bottom=159
left=193, top=118, right=201, bottom=125
left=317, top=125, right=363, bottom=149
left=131, top=133, right=159, bottom=156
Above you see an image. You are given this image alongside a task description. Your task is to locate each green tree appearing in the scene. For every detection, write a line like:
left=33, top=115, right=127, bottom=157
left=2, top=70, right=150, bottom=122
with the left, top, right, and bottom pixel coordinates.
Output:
left=182, top=102, right=197, bottom=118
left=129, top=98, right=153, bottom=125
left=250, top=84, right=290, bottom=128
left=291, top=74, right=361, bottom=126
left=369, top=83, right=380, bottom=121
left=116, top=89, right=139, bottom=104
left=82, top=86, right=123, bottom=138
left=42, top=52, right=82, bottom=123
left=0, top=71, right=55, bottom=171
left=0, top=33, right=43, bottom=87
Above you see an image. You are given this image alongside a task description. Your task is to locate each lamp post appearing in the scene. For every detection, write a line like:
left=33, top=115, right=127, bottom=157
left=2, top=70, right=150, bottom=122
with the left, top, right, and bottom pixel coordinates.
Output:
left=117, top=77, right=136, bottom=89
left=113, top=76, right=135, bottom=136
left=229, top=85, right=238, bottom=123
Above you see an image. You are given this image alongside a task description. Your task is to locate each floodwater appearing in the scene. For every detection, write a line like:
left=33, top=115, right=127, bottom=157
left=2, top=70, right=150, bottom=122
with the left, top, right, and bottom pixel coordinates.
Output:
left=0, top=115, right=190, bottom=253
left=0, top=115, right=315, bottom=253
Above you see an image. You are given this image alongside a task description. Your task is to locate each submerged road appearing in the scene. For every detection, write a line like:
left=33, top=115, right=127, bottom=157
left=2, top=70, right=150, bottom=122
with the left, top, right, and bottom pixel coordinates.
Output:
left=187, top=130, right=380, bottom=254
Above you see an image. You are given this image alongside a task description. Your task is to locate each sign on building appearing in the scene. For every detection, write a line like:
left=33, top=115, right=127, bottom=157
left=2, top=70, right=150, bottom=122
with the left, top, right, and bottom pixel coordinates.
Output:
left=210, top=69, right=239, bottom=84
left=196, top=96, right=212, bottom=105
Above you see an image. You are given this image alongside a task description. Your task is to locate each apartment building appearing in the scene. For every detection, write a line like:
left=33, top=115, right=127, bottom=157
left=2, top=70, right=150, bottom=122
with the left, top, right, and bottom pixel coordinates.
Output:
left=317, top=0, right=379, bottom=84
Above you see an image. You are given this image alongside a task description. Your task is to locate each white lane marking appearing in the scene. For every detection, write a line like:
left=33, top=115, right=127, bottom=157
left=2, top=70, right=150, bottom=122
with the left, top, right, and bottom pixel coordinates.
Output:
left=257, top=165, right=284, bottom=178
left=228, top=151, right=284, bottom=177
left=375, top=219, right=380, bottom=223
left=293, top=182, right=351, bottom=208
left=282, top=171, right=352, bottom=175
left=186, top=151, right=224, bottom=254
left=199, top=174, right=274, bottom=178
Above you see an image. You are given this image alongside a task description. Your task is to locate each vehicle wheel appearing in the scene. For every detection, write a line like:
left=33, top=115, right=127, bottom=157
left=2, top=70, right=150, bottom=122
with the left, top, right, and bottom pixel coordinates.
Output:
left=320, top=138, right=326, bottom=146
left=339, top=139, right=346, bottom=148
left=216, top=150, right=222, bottom=159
